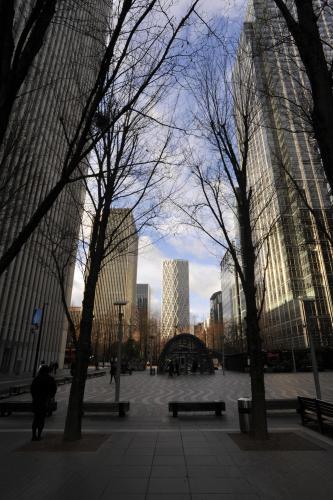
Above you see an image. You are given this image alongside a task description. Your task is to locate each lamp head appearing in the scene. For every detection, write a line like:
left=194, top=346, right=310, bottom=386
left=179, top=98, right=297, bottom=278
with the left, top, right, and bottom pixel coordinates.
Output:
left=114, top=300, right=128, bottom=306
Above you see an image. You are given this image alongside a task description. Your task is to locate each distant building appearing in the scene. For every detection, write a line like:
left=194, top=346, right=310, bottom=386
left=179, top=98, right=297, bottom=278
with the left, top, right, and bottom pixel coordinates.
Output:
left=92, top=209, right=138, bottom=359
left=194, top=322, right=205, bottom=344
left=220, top=251, right=245, bottom=352
left=209, top=291, right=223, bottom=351
left=137, top=284, right=151, bottom=358
left=65, top=306, right=82, bottom=365
left=161, top=259, right=190, bottom=339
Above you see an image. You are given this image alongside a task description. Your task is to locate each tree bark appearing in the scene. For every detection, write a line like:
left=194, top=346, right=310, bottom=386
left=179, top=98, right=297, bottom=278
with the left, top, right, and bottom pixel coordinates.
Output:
left=0, top=0, right=57, bottom=147
left=239, top=195, right=268, bottom=439
left=273, top=0, right=333, bottom=194
left=63, top=199, right=111, bottom=440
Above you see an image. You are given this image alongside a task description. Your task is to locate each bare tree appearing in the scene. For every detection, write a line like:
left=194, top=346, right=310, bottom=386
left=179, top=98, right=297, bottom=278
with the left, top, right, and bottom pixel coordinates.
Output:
left=178, top=43, right=283, bottom=438
left=0, top=0, right=200, bottom=277
left=0, top=0, right=58, bottom=147
left=60, top=83, right=173, bottom=439
left=268, top=0, right=333, bottom=195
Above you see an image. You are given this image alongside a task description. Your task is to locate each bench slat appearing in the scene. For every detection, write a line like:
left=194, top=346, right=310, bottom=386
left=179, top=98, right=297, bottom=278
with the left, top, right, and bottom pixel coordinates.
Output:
left=0, top=400, right=57, bottom=416
left=168, top=401, right=226, bottom=417
left=82, top=401, right=129, bottom=417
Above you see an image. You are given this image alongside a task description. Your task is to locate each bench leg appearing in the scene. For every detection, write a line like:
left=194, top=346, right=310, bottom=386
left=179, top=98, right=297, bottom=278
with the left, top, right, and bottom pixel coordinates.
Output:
left=215, top=409, right=222, bottom=416
left=172, top=409, right=178, bottom=417
left=119, top=410, right=125, bottom=417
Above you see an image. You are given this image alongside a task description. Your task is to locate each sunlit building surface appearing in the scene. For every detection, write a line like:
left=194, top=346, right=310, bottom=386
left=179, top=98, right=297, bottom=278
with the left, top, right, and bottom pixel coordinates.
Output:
left=0, top=1, right=107, bottom=373
left=235, top=1, right=333, bottom=349
left=220, top=252, right=245, bottom=352
left=137, top=284, right=151, bottom=358
left=93, top=209, right=138, bottom=352
left=209, top=291, right=223, bottom=351
left=161, top=259, right=190, bottom=339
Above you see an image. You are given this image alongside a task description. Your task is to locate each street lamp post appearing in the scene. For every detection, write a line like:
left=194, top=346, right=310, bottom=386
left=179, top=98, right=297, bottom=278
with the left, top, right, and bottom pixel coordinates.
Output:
left=32, top=302, right=48, bottom=377
left=299, top=297, right=322, bottom=399
left=114, top=300, right=127, bottom=402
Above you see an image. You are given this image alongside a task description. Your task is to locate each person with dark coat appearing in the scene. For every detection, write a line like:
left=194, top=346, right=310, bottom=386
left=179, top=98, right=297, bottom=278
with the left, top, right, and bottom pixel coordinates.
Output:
left=30, top=365, right=57, bottom=441
left=110, top=360, right=117, bottom=384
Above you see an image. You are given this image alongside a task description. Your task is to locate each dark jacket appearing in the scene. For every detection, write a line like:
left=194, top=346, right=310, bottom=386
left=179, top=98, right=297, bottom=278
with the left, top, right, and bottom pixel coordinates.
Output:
left=31, top=372, right=57, bottom=410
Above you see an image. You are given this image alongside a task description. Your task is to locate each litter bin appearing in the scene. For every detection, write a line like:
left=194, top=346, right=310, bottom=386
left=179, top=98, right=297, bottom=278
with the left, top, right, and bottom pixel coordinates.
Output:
left=150, top=367, right=156, bottom=376
left=238, top=397, right=252, bottom=433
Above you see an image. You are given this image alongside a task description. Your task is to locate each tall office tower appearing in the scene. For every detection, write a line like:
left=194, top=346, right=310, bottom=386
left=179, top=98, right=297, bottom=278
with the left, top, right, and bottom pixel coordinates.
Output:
left=209, top=291, right=223, bottom=351
left=220, top=252, right=245, bottom=352
left=137, top=284, right=151, bottom=358
left=93, top=209, right=138, bottom=353
left=0, top=2, right=107, bottom=373
left=161, top=259, right=190, bottom=339
left=235, top=1, right=333, bottom=349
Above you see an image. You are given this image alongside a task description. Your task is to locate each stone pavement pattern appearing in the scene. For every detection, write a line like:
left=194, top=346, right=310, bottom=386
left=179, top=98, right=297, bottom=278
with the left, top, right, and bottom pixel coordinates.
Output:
left=0, top=370, right=333, bottom=499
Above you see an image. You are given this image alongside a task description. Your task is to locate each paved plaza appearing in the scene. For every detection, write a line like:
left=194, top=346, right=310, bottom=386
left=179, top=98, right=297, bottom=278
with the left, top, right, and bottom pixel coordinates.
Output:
left=1, top=370, right=333, bottom=499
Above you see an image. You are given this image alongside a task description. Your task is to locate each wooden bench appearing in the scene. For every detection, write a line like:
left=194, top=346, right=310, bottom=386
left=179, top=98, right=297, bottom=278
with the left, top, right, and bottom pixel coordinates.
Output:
left=82, top=401, right=129, bottom=417
left=0, top=399, right=57, bottom=417
left=265, top=399, right=299, bottom=411
left=9, top=384, right=31, bottom=396
left=168, top=401, right=226, bottom=417
left=298, top=396, right=333, bottom=433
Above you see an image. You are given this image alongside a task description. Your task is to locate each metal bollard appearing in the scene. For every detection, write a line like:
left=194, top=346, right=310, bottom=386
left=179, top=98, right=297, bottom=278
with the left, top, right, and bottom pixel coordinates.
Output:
left=238, top=397, right=252, bottom=433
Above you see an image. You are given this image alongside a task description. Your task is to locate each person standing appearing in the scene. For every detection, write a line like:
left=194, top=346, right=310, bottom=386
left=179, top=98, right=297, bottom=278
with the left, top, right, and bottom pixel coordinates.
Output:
left=30, top=365, right=57, bottom=441
left=110, top=360, right=117, bottom=384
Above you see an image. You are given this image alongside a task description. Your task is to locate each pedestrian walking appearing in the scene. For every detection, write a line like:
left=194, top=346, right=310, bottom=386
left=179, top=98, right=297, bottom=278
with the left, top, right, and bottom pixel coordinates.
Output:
left=53, top=361, right=58, bottom=374
left=30, top=365, right=57, bottom=441
left=168, top=360, right=174, bottom=377
left=110, top=360, right=117, bottom=384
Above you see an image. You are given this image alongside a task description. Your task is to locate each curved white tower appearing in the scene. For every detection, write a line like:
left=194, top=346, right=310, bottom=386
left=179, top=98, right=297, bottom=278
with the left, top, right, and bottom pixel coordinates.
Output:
left=161, top=259, right=190, bottom=339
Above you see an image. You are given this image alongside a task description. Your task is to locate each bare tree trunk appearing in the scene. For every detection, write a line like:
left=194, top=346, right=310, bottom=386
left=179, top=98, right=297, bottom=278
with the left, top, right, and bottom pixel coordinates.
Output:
left=63, top=186, right=111, bottom=439
left=0, top=0, right=57, bottom=147
left=240, top=197, right=268, bottom=439
left=63, top=246, right=102, bottom=440
left=273, top=0, right=333, bottom=193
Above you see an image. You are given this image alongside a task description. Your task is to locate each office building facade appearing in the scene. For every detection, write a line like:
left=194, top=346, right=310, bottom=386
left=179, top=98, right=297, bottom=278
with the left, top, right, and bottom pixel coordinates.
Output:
left=0, top=1, right=107, bottom=373
left=137, top=284, right=151, bottom=358
left=235, top=1, right=333, bottom=349
left=209, top=291, right=223, bottom=351
left=161, top=259, right=190, bottom=339
left=93, top=209, right=138, bottom=354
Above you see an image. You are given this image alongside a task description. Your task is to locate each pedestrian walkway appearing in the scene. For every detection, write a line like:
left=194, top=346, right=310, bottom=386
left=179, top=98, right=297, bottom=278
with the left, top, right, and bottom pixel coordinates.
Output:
left=1, top=370, right=332, bottom=499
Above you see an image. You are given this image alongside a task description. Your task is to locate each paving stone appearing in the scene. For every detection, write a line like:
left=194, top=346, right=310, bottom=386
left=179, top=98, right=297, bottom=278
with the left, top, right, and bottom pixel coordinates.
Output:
left=189, top=477, right=256, bottom=494
left=1, top=371, right=333, bottom=500
left=153, top=455, right=186, bottom=466
left=150, top=465, right=187, bottom=478
left=187, top=465, right=242, bottom=478
left=101, top=477, right=148, bottom=494
left=148, top=477, right=190, bottom=494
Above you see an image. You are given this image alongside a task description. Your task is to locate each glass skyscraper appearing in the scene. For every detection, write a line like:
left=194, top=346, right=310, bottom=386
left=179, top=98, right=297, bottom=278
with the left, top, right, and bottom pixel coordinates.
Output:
left=161, top=259, right=190, bottom=339
left=232, top=0, right=333, bottom=350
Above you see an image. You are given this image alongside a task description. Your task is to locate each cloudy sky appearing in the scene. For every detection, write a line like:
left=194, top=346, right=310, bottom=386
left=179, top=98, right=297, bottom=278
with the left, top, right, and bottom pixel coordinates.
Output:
left=71, top=0, right=247, bottom=322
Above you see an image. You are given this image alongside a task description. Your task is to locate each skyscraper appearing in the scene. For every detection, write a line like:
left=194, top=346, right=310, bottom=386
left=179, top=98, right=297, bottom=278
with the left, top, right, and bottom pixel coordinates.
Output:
left=235, top=1, right=333, bottom=349
left=93, top=209, right=138, bottom=351
left=209, top=291, right=223, bottom=351
left=137, top=284, right=151, bottom=358
left=0, top=2, right=107, bottom=373
left=161, top=259, right=190, bottom=339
